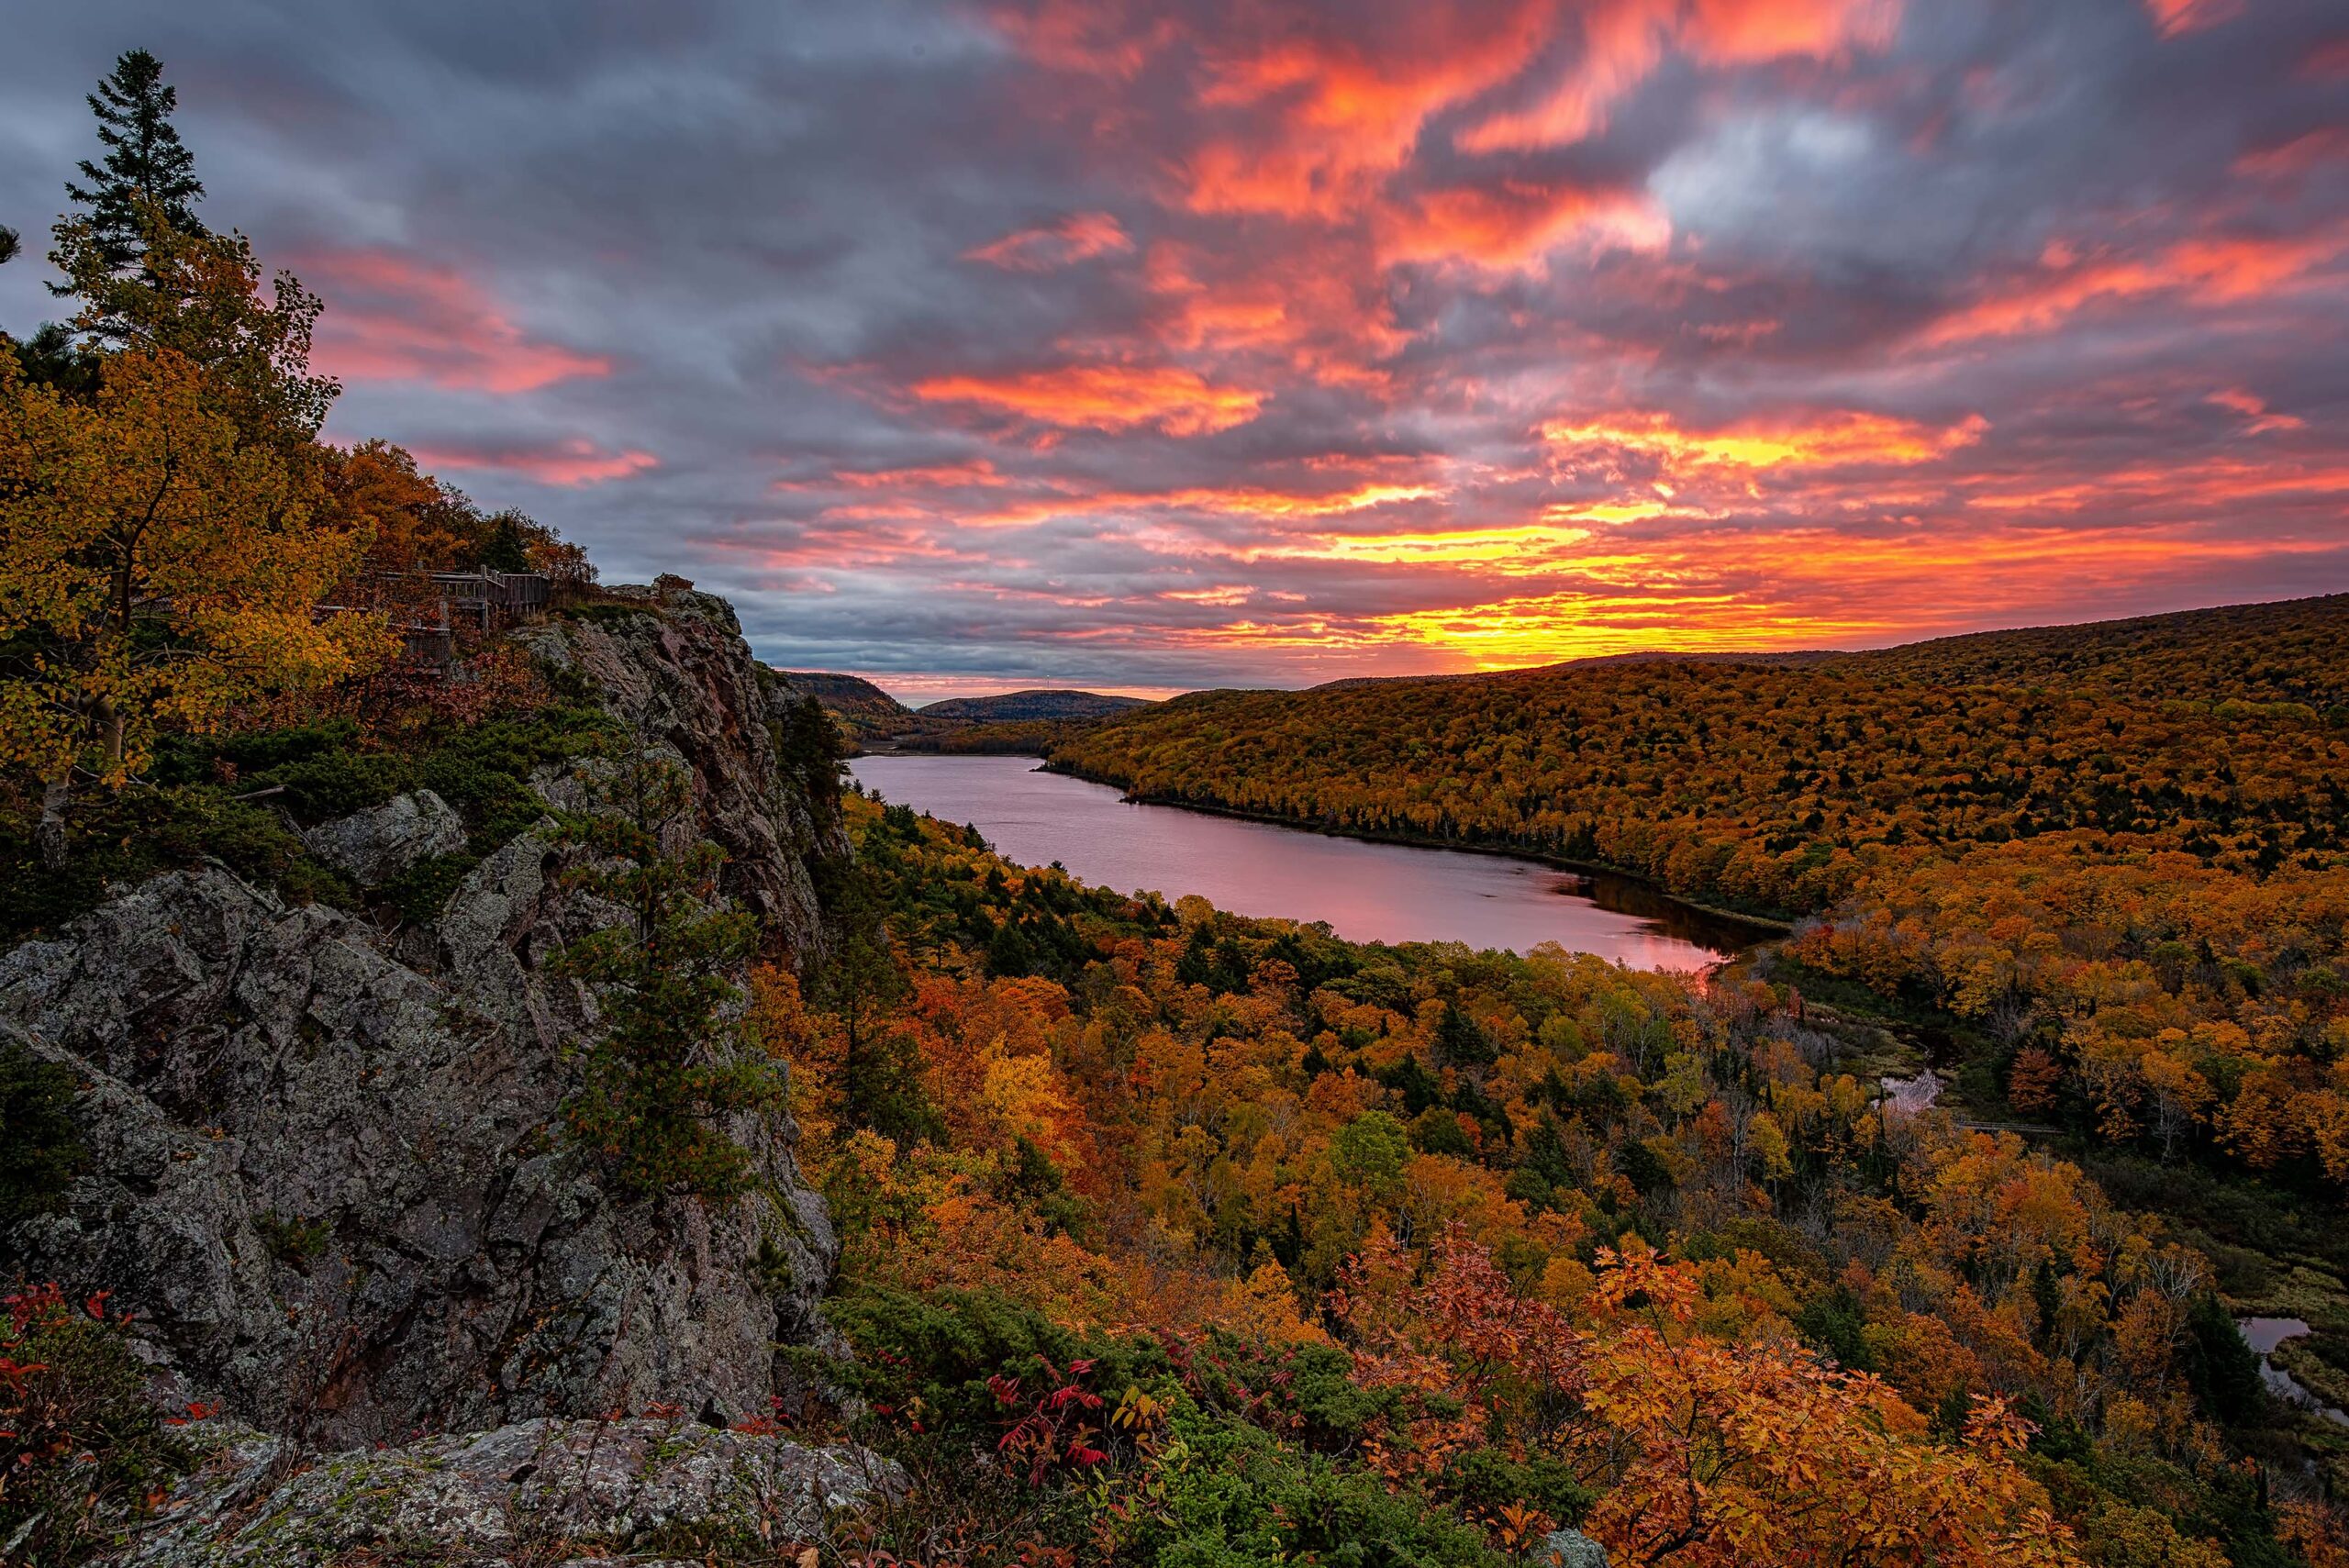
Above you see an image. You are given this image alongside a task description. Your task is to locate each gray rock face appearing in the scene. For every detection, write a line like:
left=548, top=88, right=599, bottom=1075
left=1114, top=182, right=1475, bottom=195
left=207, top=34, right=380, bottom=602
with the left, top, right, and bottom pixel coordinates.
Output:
left=0, top=592, right=848, bottom=1449
left=1542, top=1528, right=1609, bottom=1567
left=298, top=789, right=466, bottom=886
left=515, top=584, right=850, bottom=957
left=112, top=1417, right=898, bottom=1566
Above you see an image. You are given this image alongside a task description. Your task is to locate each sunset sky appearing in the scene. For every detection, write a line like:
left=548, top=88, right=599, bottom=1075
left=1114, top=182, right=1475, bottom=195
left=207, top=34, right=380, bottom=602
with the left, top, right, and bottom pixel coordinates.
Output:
left=5, top=1, right=2346, bottom=699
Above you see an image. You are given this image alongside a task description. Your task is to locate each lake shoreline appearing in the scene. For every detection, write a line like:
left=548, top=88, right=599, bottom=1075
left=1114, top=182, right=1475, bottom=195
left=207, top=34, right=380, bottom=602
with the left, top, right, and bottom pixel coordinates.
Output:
left=1031, top=758, right=1796, bottom=937
left=850, top=753, right=1757, bottom=963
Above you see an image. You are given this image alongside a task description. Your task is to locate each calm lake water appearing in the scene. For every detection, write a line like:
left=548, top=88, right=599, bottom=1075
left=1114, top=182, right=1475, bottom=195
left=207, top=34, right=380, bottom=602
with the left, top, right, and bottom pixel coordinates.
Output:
left=849, top=754, right=1761, bottom=970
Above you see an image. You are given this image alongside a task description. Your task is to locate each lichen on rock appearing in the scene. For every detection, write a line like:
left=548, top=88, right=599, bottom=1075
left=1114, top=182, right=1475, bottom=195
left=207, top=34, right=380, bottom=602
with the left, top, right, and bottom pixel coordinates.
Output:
left=297, top=788, right=466, bottom=887
left=113, top=1416, right=899, bottom=1566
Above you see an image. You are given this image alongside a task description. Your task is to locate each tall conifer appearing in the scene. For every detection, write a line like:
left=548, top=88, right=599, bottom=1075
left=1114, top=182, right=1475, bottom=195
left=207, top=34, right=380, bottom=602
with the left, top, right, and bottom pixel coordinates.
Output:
left=61, top=50, right=205, bottom=277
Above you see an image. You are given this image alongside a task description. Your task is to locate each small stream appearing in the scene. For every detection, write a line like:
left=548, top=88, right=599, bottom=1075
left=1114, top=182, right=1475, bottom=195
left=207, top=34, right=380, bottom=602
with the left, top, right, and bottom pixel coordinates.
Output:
left=2238, top=1318, right=2349, bottom=1426
left=1879, top=1072, right=1943, bottom=1116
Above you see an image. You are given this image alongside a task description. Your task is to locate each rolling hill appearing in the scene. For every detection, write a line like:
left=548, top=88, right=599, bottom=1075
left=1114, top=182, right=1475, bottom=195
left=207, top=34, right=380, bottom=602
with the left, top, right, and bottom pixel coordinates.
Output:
left=916, top=688, right=1152, bottom=723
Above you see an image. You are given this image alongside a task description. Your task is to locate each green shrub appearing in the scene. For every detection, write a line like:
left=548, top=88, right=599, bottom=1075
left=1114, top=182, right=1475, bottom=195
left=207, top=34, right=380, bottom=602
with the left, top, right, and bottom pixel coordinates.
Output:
left=1118, top=1405, right=1504, bottom=1568
left=826, top=1284, right=1172, bottom=1435
left=0, top=700, right=616, bottom=945
left=829, top=1285, right=1501, bottom=1567
left=0, top=784, right=351, bottom=946
left=376, top=851, right=483, bottom=928
left=1438, top=1445, right=1595, bottom=1526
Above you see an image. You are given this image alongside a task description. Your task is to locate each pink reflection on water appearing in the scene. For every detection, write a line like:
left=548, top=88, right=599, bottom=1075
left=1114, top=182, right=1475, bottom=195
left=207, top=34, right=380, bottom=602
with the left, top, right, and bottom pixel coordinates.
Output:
left=851, top=755, right=1748, bottom=970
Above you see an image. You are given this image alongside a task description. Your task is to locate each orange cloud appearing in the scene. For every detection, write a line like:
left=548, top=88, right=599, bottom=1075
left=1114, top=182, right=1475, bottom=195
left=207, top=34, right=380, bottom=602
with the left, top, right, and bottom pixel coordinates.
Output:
left=1179, top=4, right=1558, bottom=216
left=957, top=480, right=1440, bottom=529
left=775, top=461, right=1011, bottom=493
left=1544, top=407, right=1988, bottom=471
left=2143, top=0, right=2243, bottom=39
left=911, top=361, right=1264, bottom=435
left=299, top=249, right=612, bottom=393
left=2207, top=387, right=2305, bottom=434
left=1919, top=229, right=2349, bottom=345
left=965, top=212, right=1134, bottom=272
left=1458, top=0, right=1898, bottom=153
left=413, top=439, right=658, bottom=486
left=1140, top=239, right=1408, bottom=383
left=1376, top=181, right=1671, bottom=269
left=984, top=0, right=1174, bottom=79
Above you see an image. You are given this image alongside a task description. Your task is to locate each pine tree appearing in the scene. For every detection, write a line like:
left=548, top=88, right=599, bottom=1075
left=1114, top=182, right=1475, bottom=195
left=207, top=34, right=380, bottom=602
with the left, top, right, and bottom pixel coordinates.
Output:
left=550, top=751, right=782, bottom=1200
left=61, top=50, right=205, bottom=280
left=0, top=226, right=20, bottom=265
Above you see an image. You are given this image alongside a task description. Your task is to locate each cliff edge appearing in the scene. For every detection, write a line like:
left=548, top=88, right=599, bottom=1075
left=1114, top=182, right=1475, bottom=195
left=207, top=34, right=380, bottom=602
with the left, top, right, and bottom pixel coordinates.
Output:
left=0, top=581, right=850, bottom=1451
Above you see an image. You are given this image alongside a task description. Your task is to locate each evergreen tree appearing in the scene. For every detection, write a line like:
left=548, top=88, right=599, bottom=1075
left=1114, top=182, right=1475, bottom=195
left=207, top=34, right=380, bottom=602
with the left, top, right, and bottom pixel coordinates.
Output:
left=61, top=50, right=205, bottom=279
left=477, top=510, right=531, bottom=573
left=0, top=225, right=20, bottom=265
left=550, top=751, right=781, bottom=1200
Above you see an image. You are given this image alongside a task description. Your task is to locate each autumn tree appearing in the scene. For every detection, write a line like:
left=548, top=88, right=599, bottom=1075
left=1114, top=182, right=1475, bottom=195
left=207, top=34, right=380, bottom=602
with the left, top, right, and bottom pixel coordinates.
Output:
left=61, top=50, right=206, bottom=286
left=52, top=214, right=337, bottom=449
left=0, top=348, right=386, bottom=864
left=551, top=751, right=782, bottom=1200
left=323, top=439, right=484, bottom=575
left=1577, top=1242, right=2079, bottom=1567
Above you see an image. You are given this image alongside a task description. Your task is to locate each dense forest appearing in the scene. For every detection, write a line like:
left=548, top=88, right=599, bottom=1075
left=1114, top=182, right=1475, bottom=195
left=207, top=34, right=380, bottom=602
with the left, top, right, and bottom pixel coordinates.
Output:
left=1048, top=600, right=2349, bottom=1206
left=5, top=47, right=2348, bottom=1568
left=767, top=788, right=2345, bottom=1565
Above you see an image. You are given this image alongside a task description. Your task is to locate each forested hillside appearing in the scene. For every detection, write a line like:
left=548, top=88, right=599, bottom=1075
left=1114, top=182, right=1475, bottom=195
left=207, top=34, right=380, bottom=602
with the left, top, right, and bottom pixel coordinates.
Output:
left=781, top=670, right=918, bottom=750
left=918, top=689, right=1152, bottom=723
left=1835, top=595, right=2348, bottom=706
left=760, top=789, right=2344, bottom=1565
left=789, top=678, right=1150, bottom=756
left=1050, top=596, right=2349, bottom=1206
left=782, top=670, right=913, bottom=724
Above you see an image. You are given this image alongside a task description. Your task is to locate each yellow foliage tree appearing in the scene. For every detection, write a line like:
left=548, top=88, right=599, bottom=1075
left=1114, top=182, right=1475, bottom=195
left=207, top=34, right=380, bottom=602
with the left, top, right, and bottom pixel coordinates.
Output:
left=1579, top=1242, right=2081, bottom=1568
left=0, top=348, right=387, bottom=856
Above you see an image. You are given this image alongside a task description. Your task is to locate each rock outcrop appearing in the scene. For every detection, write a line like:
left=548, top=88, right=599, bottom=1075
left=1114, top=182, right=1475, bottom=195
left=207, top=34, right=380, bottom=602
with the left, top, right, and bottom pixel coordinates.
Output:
left=1542, top=1528, right=1609, bottom=1567
left=0, top=586, right=850, bottom=1451
left=515, top=578, right=849, bottom=954
left=298, top=788, right=466, bottom=886
left=117, top=1416, right=898, bottom=1566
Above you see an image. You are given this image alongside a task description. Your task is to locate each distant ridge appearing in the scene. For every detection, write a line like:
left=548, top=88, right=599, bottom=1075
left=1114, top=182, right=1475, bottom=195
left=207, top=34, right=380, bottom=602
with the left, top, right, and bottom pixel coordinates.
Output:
left=775, top=671, right=910, bottom=719
left=1308, top=649, right=1839, bottom=693
left=918, top=689, right=1152, bottom=723
left=1297, top=593, right=2348, bottom=703
left=775, top=675, right=1152, bottom=755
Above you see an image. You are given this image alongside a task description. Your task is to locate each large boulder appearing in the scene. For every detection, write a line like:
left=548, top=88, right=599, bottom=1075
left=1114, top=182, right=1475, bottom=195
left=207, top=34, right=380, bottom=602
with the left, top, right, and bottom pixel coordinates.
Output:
left=298, top=789, right=466, bottom=886
left=111, top=1416, right=898, bottom=1566
left=0, top=589, right=847, bottom=1449
left=1542, top=1528, right=1609, bottom=1567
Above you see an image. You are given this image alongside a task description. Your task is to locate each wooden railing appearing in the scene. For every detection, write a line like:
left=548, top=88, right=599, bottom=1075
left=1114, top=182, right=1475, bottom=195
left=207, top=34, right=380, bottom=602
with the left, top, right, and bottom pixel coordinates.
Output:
left=318, top=571, right=555, bottom=670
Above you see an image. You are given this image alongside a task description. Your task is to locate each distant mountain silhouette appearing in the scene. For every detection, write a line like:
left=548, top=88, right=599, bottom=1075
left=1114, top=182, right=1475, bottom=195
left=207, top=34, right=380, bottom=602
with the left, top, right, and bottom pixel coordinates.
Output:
left=918, top=689, right=1152, bottom=723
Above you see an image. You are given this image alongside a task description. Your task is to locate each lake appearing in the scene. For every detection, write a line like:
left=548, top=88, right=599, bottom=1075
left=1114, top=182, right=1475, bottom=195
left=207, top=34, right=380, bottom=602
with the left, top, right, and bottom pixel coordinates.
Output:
left=848, top=754, right=1763, bottom=969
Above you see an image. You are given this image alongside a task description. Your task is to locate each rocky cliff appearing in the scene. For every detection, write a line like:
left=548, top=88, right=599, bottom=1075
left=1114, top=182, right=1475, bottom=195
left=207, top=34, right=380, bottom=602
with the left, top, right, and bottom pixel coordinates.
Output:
left=0, top=581, right=851, bottom=1451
